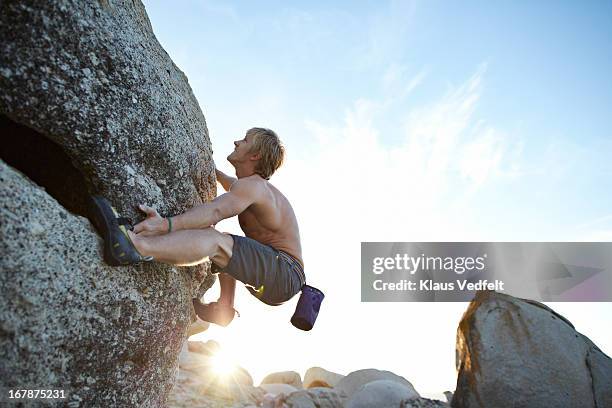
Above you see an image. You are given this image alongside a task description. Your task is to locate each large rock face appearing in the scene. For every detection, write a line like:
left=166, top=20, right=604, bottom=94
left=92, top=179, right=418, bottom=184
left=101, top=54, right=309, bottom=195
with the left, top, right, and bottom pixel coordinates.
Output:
left=452, top=291, right=612, bottom=408
left=0, top=0, right=216, bottom=406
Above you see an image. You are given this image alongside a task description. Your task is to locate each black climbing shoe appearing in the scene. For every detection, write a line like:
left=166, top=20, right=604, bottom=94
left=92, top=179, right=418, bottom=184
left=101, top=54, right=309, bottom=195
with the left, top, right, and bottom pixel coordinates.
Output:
left=89, top=195, right=153, bottom=266
left=193, top=298, right=240, bottom=327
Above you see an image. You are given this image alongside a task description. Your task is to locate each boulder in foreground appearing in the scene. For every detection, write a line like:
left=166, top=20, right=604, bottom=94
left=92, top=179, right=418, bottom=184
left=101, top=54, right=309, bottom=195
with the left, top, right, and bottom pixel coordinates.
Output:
left=453, top=290, right=612, bottom=408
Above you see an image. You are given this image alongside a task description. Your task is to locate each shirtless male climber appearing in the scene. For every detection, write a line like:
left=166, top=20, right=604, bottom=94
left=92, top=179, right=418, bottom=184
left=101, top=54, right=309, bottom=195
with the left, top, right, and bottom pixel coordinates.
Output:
left=90, top=128, right=306, bottom=327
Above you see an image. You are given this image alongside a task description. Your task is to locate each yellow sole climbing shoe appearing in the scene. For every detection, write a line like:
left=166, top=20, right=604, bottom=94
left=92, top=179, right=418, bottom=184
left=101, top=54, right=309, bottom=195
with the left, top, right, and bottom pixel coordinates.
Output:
left=192, top=299, right=239, bottom=327
left=89, top=195, right=153, bottom=266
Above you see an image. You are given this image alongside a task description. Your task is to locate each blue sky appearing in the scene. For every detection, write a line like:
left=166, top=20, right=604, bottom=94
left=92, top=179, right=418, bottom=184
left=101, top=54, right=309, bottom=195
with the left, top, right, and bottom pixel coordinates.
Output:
left=144, top=0, right=612, bottom=238
left=143, top=0, right=612, bottom=136
left=142, top=0, right=612, bottom=397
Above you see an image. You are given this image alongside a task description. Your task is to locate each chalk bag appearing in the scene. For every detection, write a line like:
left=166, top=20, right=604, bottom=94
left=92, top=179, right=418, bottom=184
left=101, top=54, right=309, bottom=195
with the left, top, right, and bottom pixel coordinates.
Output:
left=290, top=285, right=324, bottom=331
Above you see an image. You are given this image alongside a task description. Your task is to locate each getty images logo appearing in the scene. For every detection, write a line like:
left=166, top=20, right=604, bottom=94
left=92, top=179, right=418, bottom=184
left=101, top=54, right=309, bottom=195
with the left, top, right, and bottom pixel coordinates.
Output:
left=372, top=253, right=488, bottom=275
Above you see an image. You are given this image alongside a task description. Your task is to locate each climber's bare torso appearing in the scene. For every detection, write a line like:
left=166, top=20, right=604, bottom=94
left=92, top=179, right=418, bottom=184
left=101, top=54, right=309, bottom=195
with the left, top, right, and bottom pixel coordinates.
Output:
left=221, top=174, right=303, bottom=267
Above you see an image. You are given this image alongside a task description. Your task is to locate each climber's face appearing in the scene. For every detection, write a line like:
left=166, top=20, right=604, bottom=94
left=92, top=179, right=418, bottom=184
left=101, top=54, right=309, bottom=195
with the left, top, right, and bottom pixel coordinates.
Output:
left=227, top=133, right=260, bottom=166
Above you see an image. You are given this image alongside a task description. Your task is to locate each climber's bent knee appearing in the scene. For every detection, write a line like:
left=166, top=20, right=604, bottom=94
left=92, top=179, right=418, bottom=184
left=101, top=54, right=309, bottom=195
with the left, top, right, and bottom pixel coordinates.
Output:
left=208, top=230, right=234, bottom=269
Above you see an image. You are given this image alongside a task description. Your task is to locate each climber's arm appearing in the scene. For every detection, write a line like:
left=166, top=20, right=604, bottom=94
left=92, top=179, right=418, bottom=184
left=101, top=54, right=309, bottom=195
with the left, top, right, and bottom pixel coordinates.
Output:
left=216, top=168, right=237, bottom=192
left=172, top=179, right=257, bottom=231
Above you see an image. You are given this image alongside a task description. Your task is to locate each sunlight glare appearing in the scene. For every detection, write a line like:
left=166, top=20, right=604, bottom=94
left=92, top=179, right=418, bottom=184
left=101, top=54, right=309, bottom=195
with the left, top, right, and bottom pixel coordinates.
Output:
left=209, top=348, right=237, bottom=377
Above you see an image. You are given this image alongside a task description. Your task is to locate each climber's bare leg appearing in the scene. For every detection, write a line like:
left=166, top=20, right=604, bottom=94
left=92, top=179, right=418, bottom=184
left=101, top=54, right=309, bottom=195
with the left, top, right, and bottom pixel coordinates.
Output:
left=217, top=273, right=236, bottom=307
left=129, top=228, right=237, bottom=308
left=128, top=227, right=233, bottom=268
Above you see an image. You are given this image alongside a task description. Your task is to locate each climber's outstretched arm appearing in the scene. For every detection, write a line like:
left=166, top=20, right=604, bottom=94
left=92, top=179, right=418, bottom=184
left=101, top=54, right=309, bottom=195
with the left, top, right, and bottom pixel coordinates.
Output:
left=133, top=178, right=258, bottom=235
left=216, top=168, right=237, bottom=192
left=172, top=178, right=257, bottom=231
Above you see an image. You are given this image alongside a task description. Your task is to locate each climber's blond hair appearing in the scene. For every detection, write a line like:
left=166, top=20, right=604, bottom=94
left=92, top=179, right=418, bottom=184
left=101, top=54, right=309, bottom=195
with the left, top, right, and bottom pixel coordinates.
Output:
left=247, top=127, right=284, bottom=180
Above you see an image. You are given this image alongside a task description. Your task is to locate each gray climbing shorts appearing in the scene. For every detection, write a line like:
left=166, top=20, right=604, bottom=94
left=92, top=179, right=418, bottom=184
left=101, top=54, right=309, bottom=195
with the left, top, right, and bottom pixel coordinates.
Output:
left=213, top=234, right=306, bottom=306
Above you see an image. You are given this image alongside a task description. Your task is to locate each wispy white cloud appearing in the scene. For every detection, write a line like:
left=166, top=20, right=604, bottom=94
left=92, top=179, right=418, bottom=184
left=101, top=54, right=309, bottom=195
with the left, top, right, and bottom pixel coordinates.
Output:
left=458, top=128, right=506, bottom=186
left=277, top=63, right=523, bottom=241
left=382, top=64, right=429, bottom=106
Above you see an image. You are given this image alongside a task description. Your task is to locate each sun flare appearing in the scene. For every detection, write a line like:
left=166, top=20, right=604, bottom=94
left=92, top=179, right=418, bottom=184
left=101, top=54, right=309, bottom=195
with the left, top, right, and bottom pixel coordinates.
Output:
left=209, top=349, right=237, bottom=377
